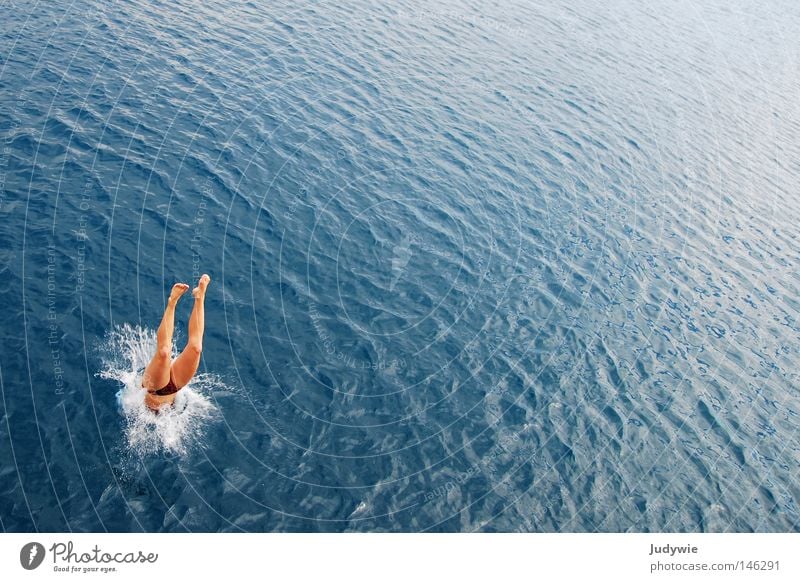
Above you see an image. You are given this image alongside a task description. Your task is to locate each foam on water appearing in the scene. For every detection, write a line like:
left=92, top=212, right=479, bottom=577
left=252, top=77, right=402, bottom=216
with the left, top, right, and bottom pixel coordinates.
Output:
left=98, top=323, right=220, bottom=456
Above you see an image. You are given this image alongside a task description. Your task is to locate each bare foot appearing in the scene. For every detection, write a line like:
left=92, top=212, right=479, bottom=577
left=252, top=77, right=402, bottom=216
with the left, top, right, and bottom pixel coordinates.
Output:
left=192, top=273, right=211, bottom=300
left=169, top=283, right=190, bottom=303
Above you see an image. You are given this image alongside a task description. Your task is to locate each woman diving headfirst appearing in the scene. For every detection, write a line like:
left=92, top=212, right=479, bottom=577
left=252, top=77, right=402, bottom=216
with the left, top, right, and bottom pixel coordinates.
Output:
left=141, top=274, right=210, bottom=411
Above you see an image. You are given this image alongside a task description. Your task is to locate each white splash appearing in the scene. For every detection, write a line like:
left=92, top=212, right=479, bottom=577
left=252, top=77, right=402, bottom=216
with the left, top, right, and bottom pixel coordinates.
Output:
left=98, top=323, right=220, bottom=456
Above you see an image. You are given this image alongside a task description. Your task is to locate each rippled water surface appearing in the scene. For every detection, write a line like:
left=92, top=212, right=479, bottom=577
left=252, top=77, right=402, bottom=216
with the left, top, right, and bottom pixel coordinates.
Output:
left=1, top=0, right=799, bottom=532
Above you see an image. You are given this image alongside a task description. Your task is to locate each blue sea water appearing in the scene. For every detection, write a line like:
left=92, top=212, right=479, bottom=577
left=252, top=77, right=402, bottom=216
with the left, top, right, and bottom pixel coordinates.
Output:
left=1, top=0, right=799, bottom=532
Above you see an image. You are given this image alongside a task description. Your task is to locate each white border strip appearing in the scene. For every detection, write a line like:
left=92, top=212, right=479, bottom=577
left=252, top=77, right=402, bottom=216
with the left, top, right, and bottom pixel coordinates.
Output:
left=1, top=533, right=798, bottom=581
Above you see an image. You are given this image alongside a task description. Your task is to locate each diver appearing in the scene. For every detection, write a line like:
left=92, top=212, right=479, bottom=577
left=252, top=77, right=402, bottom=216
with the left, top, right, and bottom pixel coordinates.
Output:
left=141, top=274, right=210, bottom=410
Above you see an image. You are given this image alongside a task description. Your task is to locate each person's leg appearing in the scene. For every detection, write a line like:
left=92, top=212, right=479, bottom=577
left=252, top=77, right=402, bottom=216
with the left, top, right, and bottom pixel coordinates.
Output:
left=142, top=283, right=189, bottom=389
left=171, top=274, right=210, bottom=388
